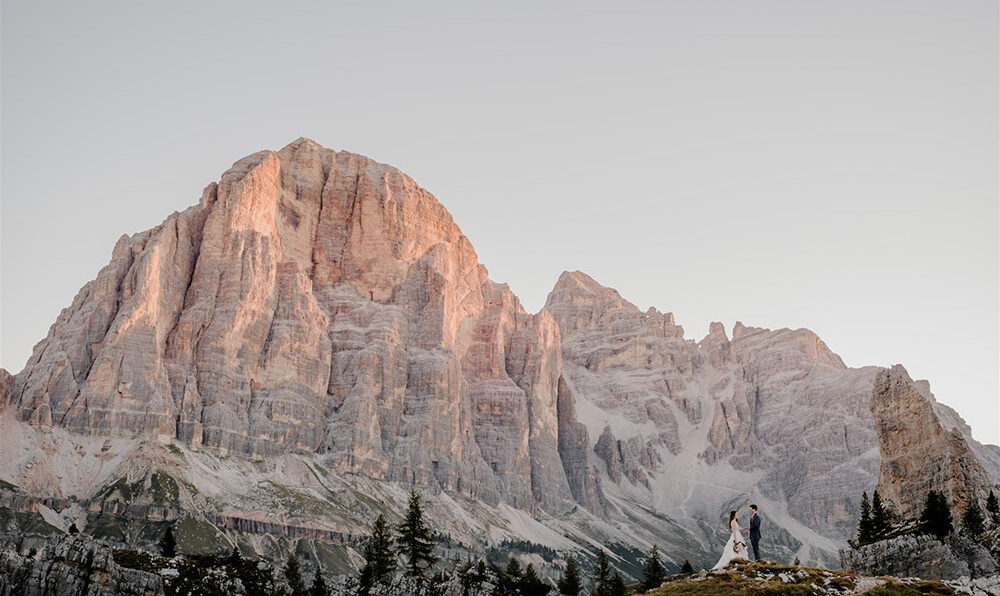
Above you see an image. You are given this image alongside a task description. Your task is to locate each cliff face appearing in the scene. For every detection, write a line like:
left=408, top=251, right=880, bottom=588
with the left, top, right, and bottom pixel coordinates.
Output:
left=9, top=138, right=594, bottom=515
left=0, top=537, right=162, bottom=596
left=871, top=365, right=994, bottom=521
left=2, top=139, right=997, bottom=571
left=545, top=271, right=881, bottom=544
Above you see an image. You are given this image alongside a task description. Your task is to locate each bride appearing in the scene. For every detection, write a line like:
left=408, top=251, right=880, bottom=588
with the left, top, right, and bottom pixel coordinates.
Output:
left=712, top=510, right=750, bottom=570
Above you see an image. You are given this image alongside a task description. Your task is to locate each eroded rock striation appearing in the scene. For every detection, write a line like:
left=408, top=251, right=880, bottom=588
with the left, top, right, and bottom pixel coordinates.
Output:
left=9, top=138, right=594, bottom=515
left=871, top=365, right=995, bottom=521
left=2, top=139, right=997, bottom=571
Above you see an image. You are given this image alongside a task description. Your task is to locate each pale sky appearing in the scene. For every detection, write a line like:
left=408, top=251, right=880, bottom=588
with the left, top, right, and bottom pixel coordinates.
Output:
left=2, top=1, right=998, bottom=444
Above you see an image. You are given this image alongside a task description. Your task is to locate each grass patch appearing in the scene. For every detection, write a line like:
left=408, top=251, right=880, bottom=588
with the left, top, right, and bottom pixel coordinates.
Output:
left=646, top=561, right=957, bottom=596
left=175, top=517, right=230, bottom=555
left=864, top=582, right=955, bottom=596
left=149, top=471, right=180, bottom=508
left=311, top=541, right=356, bottom=575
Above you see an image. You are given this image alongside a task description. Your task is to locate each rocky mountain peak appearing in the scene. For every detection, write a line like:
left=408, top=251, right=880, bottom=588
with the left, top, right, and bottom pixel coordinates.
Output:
left=871, top=364, right=994, bottom=520
left=3, top=140, right=998, bottom=575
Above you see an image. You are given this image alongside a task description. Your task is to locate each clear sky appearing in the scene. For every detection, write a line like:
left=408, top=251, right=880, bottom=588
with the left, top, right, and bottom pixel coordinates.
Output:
left=2, top=1, right=998, bottom=444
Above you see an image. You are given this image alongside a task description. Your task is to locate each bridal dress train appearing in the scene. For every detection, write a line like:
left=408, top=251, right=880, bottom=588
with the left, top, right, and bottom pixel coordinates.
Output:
left=712, top=519, right=750, bottom=570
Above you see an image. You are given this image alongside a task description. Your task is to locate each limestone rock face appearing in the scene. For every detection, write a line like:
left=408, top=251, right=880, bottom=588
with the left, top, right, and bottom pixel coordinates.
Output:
left=10, top=138, right=591, bottom=515
left=840, top=533, right=996, bottom=580
left=545, top=270, right=881, bottom=549
left=4, top=139, right=999, bottom=570
left=871, top=365, right=994, bottom=520
left=0, top=536, right=162, bottom=596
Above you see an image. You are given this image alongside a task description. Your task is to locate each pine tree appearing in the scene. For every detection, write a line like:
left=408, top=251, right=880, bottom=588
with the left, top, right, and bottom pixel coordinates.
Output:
left=358, top=514, right=396, bottom=595
left=591, top=550, right=612, bottom=596
left=309, top=570, right=329, bottom=596
left=640, top=544, right=665, bottom=591
left=870, top=490, right=891, bottom=540
left=159, top=526, right=176, bottom=557
left=68, top=523, right=79, bottom=535
left=857, top=491, right=873, bottom=545
left=793, top=557, right=800, bottom=566
left=986, top=490, right=999, bottom=521
left=519, top=563, right=551, bottom=596
left=557, top=558, right=582, bottom=596
left=609, top=572, right=626, bottom=596
left=498, top=557, right=524, bottom=595
left=680, top=560, right=693, bottom=574
left=920, top=490, right=953, bottom=541
left=459, top=560, right=489, bottom=596
left=395, top=491, right=437, bottom=578
left=962, top=498, right=986, bottom=538
left=226, top=545, right=242, bottom=565
left=285, top=553, right=308, bottom=596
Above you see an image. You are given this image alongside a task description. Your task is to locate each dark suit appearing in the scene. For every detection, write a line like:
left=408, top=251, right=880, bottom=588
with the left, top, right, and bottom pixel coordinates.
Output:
left=749, top=512, right=762, bottom=560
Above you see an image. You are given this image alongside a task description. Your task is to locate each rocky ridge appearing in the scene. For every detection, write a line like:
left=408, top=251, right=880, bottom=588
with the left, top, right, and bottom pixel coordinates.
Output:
left=1, top=139, right=997, bottom=575
left=872, top=365, right=995, bottom=520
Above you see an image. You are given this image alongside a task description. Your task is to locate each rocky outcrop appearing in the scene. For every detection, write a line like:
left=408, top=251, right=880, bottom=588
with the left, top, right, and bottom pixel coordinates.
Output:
left=0, top=536, right=161, bottom=596
left=10, top=138, right=595, bottom=516
left=4, top=139, right=999, bottom=572
left=545, top=270, right=881, bottom=548
left=840, top=533, right=996, bottom=581
left=0, top=369, right=12, bottom=411
left=872, top=365, right=995, bottom=520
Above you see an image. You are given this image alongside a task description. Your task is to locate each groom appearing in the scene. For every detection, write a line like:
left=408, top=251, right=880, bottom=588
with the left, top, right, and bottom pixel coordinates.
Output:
left=743, top=504, right=762, bottom=561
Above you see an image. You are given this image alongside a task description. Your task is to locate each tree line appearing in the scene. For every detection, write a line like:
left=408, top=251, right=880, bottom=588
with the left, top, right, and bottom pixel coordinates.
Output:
left=151, top=489, right=699, bottom=595
left=853, top=488, right=999, bottom=546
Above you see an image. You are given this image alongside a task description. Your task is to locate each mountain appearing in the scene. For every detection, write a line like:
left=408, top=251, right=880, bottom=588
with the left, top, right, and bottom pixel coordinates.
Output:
left=1, top=138, right=996, bottom=578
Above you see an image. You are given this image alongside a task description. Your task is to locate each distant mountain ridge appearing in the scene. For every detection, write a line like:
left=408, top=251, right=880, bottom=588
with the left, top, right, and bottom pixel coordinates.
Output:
left=1, top=138, right=996, bottom=574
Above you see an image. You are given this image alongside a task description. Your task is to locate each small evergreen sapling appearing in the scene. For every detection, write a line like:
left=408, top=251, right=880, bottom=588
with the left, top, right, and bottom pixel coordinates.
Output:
left=395, top=491, right=437, bottom=579
left=856, top=491, right=873, bottom=545
left=985, top=490, right=999, bottom=521
left=870, top=490, right=891, bottom=540
left=557, top=558, right=582, bottom=596
left=920, top=490, right=953, bottom=541
left=641, top=544, right=665, bottom=591
left=285, top=553, right=308, bottom=596
left=962, top=498, right=986, bottom=538
left=358, top=514, right=396, bottom=595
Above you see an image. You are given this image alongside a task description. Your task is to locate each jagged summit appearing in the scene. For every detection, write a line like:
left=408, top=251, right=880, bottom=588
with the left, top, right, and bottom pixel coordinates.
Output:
left=1, top=140, right=996, bottom=573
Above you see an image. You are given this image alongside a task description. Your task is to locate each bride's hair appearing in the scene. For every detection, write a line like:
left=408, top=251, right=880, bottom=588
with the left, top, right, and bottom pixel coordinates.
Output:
left=728, top=510, right=737, bottom=525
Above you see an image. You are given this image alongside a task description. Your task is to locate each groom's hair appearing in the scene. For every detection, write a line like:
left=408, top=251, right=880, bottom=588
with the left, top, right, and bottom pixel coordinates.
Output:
left=750, top=504, right=758, bottom=511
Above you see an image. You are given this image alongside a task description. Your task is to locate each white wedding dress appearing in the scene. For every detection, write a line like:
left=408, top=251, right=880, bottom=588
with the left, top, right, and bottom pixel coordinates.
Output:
left=712, top=519, right=750, bottom=570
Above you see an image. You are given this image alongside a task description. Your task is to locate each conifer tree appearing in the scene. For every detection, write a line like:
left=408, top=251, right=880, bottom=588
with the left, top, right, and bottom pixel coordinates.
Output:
left=159, top=526, right=176, bottom=557
left=68, top=523, right=79, bottom=535
left=309, top=570, right=329, bottom=596
left=641, top=544, right=665, bottom=591
left=498, top=557, right=524, bottom=595
left=986, top=490, right=999, bottom=521
left=395, top=491, right=437, bottom=578
left=920, top=490, right=953, bottom=541
left=557, top=558, right=582, bottom=596
left=285, top=553, right=308, bottom=596
left=857, top=491, right=873, bottom=545
left=609, top=572, right=626, bottom=596
left=870, top=490, right=891, bottom=540
left=519, top=563, right=551, bottom=596
left=358, top=514, right=396, bottom=595
left=962, top=498, right=986, bottom=538
left=459, top=560, right=489, bottom=596
left=680, top=560, right=693, bottom=574
left=591, top=550, right=612, bottom=596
